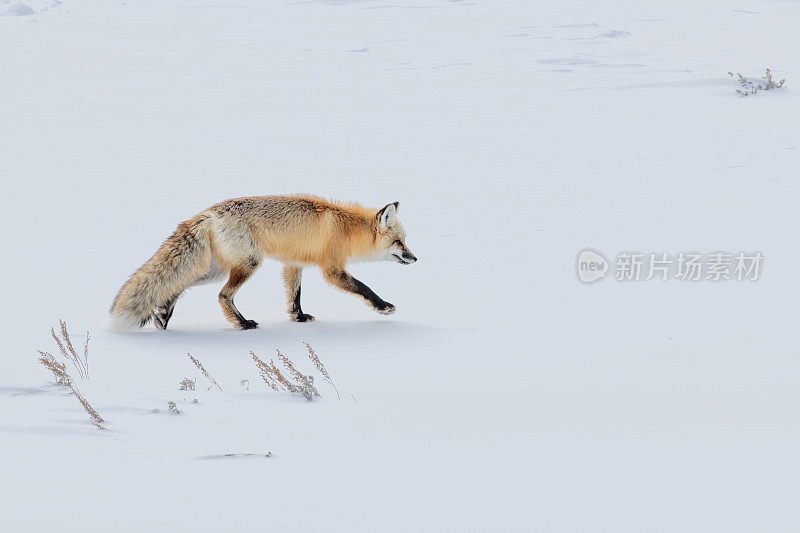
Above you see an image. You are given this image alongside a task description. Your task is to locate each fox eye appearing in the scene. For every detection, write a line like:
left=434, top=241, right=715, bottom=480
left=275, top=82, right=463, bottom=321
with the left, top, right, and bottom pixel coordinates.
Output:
left=394, top=240, right=403, bottom=247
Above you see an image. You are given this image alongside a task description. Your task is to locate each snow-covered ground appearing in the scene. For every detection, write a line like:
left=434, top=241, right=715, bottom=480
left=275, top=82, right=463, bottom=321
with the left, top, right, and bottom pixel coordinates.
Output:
left=2, top=0, right=799, bottom=530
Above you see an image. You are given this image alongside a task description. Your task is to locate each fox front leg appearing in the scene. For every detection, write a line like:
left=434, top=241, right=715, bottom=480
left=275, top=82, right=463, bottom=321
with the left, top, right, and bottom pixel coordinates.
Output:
left=282, top=265, right=314, bottom=322
left=323, top=268, right=395, bottom=315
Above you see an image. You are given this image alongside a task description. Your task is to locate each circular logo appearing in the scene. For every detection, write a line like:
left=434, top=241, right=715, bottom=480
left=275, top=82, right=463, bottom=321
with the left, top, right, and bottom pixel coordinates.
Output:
left=577, top=249, right=608, bottom=284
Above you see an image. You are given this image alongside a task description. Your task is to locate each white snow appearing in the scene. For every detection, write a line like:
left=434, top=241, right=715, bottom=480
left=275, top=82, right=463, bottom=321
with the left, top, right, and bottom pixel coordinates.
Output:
left=1, top=0, right=799, bottom=530
left=3, top=2, right=34, bottom=16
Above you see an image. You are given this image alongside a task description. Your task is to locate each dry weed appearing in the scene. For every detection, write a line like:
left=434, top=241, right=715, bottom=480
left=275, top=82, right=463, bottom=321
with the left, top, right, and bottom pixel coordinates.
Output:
left=37, top=350, right=70, bottom=386
left=251, top=351, right=280, bottom=391
left=268, top=360, right=297, bottom=392
left=49, top=319, right=89, bottom=379
left=304, top=342, right=339, bottom=399
left=187, top=353, right=222, bottom=391
left=729, top=68, right=786, bottom=96
left=277, top=349, right=319, bottom=399
left=36, top=350, right=103, bottom=424
left=251, top=350, right=318, bottom=400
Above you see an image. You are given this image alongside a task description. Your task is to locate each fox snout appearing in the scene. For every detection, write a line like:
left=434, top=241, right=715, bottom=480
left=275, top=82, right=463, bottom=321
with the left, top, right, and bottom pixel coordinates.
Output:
left=399, top=250, right=417, bottom=264
left=392, top=244, right=417, bottom=265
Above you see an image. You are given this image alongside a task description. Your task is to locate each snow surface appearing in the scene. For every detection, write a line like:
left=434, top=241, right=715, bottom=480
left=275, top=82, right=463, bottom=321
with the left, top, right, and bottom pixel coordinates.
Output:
left=1, top=0, right=799, bottom=530
left=2, top=3, right=34, bottom=16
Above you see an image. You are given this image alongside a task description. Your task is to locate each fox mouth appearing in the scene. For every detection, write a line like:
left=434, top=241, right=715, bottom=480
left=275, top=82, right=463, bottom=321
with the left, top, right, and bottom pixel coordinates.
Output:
left=393, top=253, right=417, bottom=265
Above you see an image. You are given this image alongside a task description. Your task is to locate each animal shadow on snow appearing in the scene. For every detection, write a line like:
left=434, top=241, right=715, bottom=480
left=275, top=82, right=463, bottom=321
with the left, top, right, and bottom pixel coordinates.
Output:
left=112, top=320, right=437, bottom=352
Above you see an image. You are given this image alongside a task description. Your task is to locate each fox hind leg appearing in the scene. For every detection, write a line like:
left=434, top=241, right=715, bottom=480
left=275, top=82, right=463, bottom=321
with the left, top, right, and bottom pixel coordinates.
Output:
left=153, top=297, right=178, bottom=330
left=219, top=259, right=260, bottom=330
left=282, top=265, right=315, bottom=322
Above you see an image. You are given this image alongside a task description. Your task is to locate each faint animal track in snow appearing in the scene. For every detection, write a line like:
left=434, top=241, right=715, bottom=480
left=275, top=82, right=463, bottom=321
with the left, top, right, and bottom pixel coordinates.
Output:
left=0, top=386, right=50, bottom=396
left=571, top=77, right=732, bottom=91
left=597, top=30, right=632, bottom=38
left=364, top=38, right=407, bottom=45
left=364, top=4, right=444, bottom=9
left=587, top=63, right=646, bottom=69
left=537, top=57, right=600, bottom=65
left=554, top=22, right=600, bottom=28
left=564, top=29, right=633, bottom=41
left=198, top=452, right=272, bottom=460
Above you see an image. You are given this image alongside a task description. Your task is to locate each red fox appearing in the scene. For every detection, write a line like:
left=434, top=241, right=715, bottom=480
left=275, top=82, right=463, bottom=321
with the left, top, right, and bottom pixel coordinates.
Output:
left=110, top=195, right=417, bottom=330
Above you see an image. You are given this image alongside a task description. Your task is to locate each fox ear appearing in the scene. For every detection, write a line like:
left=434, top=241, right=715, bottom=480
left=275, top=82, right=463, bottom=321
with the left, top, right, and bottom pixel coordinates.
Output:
left=377, top=202, right=399, bottom=229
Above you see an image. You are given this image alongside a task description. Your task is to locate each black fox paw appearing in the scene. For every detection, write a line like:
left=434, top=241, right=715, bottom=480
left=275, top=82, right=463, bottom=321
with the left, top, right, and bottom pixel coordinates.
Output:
left=154, top=314, right=168, bottom=330
left=291, top=313, right=315, bottom=323
left=238, top=319, right=259, bottom=330
left=375, top=302, right=396, bottom=315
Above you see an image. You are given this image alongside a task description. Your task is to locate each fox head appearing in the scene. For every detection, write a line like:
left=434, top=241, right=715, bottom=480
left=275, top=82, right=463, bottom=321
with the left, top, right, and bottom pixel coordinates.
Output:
left=375, top=202, right=417, bottom=265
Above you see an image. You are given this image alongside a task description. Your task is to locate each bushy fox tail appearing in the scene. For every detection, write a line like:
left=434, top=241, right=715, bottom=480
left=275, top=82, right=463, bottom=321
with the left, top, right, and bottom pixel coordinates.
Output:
left=110, top=214, right=215, bottom=330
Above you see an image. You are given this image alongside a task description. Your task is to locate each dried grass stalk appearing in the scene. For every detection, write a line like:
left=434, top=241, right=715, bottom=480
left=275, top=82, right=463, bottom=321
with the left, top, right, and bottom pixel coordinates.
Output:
left=50, top=320, right=89, bottom=379
left=37, top=350, right=70, bottom=386
left=251, top=351, right=280, bottom=391
left=269, top=360, right=297, bottom=392
left=277, top=350, right=319, bottom=399
left=250, top=350, right=317, bottom=400
left=83, top=330, right=90, bottom=374
left=74, top=389, right=104, bottom=424
left=187, top=353, right=222, bottom=391
left=37, top=350, right=103, bottom=424
left=304, top=342, right=339, bottom=399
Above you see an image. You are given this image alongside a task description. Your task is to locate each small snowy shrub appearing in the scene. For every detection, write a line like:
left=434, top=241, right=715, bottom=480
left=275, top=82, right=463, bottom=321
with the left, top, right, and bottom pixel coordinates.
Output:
left=167, top=401, right=182, bottom=414
left=728, top=68, right=786, bottom=96
left=250, top=349, right=320, bottom=401
left=276, top=350, right=319, bottom=400
left=179, top=378, right=195, bottom=391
